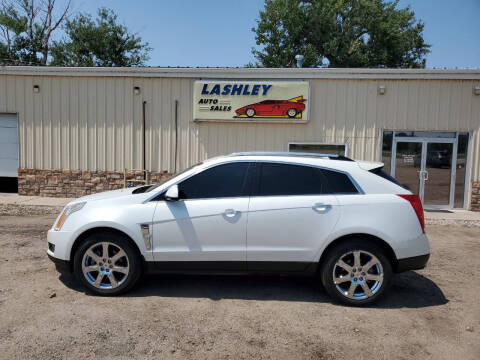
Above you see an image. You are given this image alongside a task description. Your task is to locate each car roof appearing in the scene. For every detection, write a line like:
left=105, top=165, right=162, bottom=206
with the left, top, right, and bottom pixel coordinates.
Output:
left=203, top=152, right=365, bottom=172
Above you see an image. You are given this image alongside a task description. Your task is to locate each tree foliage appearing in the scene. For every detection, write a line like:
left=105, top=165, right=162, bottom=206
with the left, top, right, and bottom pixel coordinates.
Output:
left=0, top=0, right=70, bottom=65
left=50, top=8, right=150, bottom=67
left=252, top=0, right=430, bottom=68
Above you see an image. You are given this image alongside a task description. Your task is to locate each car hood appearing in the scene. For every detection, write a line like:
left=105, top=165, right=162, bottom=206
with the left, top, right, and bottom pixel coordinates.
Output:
left=76, top=187, right=137, bottom=202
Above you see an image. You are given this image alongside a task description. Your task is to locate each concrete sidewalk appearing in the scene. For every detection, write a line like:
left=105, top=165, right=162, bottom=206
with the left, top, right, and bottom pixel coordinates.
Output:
left=424, top=209, right=480, bottom=221
left=424, top=209, right=480, bottom=227
left=0, top=193, right=73, bottom=207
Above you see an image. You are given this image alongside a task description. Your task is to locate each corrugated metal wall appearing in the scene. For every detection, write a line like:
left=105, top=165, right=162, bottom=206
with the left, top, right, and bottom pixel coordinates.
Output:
left=0, top=75, right=478, bottom=183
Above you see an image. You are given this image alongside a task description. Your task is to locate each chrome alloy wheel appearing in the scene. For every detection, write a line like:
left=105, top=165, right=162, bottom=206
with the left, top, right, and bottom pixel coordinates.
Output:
left=81, top=242, right=129, bottom=289
left=332, top=250, right=384, bottom=300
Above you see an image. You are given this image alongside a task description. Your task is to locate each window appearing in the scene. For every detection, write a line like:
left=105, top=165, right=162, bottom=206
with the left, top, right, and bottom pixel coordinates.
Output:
left=178, top=162, right=250, bottom=199
left=321, top=169, right=359, bottom=194
left=256, top=162, right=328, bottom=196
left=381, top=131, right=393, bottom=174
left=289, top=143, right=346, bottom=156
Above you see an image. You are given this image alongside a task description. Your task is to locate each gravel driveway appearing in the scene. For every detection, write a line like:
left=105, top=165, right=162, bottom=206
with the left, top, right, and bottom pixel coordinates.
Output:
left=0, top=215, right=478, bottom=359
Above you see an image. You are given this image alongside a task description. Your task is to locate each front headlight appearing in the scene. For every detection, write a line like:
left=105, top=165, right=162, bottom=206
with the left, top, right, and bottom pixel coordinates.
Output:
left=54, top=202, right=86, bottom=231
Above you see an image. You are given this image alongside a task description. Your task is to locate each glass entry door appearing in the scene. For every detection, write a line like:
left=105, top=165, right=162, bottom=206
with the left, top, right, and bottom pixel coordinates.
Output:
left=423, top=142, right=454, bottom=206
left=392, top=139, right=457, bottom=209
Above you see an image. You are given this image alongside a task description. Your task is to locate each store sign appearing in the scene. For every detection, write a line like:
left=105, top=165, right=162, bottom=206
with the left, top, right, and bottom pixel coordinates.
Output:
left=193, top=80, right=310, bottom=122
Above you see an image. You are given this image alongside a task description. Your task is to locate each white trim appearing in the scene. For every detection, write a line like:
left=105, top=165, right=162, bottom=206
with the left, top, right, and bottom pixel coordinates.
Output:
left=1, top=66, right=480, bottom=80
left=287, top=142, right=348, bottom=156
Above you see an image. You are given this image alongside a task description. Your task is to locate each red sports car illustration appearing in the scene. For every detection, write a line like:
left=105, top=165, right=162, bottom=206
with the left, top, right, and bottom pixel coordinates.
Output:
left=235, top=96, right=306, bottom=118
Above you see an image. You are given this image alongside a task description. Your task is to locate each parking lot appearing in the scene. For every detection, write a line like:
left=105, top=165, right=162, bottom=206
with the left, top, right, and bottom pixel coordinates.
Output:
left=0, top=213, right=478, bottom=359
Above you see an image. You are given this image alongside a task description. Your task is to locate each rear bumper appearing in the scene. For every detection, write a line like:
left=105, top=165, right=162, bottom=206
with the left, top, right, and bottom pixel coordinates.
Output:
left=395, top=253, right=430, bottom=273
left=47, top=252, right=72, bottom=273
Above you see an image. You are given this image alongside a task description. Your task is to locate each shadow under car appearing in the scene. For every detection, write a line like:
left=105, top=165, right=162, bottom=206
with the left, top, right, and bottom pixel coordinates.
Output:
left=59, top=270, right=448, bottom=309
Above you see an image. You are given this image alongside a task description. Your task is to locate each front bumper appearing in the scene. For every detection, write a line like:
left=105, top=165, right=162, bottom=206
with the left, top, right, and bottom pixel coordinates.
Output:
left=47, top=228, right=73, bottom=261
left=395, top=253, right=430, bottom=273
left=47, top=228, right=75, bottom=273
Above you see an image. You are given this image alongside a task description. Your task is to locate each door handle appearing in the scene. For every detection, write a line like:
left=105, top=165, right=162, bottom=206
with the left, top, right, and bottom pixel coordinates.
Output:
left=313, top=203, right=331, bottom=212
left=417, top=170, right=429, bottom=181
left=224, top=209, right=236, bottom=218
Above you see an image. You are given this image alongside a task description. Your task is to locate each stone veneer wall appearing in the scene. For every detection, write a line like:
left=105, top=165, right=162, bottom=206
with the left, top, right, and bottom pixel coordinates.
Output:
left=472, top=182, right=480, bottom=212
left=18, top=168, right=172, bottom=198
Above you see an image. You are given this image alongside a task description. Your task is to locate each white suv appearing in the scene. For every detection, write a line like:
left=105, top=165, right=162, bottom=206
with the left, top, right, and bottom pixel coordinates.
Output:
left=47, top=152, right=430, bottom=305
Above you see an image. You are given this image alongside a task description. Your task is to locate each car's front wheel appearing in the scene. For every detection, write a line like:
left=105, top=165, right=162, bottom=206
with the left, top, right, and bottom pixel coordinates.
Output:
left=320, top=239, right=392, bottom=306
left=245, top=108, right=256, bottom=117
left=286, top=108, right=298, bottom=118
left=73, top=231, right=142, bottom=295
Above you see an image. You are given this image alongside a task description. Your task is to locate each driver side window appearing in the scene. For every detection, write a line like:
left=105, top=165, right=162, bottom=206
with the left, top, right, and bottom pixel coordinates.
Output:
left=178, top=162, right=250, bottom=200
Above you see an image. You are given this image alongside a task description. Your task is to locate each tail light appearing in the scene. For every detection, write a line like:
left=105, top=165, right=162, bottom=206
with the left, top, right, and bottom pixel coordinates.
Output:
left=397, top=194, right=425, bottom=233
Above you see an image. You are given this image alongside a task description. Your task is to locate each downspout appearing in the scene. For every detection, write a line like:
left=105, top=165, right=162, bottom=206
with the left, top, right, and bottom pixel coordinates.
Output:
left=174, top=100, right=178, bottom=174
left=142, top=100, right=147, bottom=179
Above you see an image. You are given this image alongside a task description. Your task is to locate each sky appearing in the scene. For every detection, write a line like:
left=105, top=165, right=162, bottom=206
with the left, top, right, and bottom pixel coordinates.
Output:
left=63, top=0, right=479, bottom=68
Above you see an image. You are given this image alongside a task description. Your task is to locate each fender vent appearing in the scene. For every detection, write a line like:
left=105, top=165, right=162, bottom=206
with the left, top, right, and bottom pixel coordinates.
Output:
left=140, top=224, right=152, bottom=250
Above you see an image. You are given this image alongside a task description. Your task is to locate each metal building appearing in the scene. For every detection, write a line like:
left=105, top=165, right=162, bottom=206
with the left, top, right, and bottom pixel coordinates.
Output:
left=0, top=66, right=479, bottom=210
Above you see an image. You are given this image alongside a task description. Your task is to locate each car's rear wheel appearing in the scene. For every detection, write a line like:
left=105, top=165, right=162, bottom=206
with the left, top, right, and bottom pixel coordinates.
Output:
left=320, top=239, right=392, bottom=306
left=73, top=231, right=142, bottom=296
left=286, top=108, right=298, bottom=118
left=246, top=108, right=255, bottom=117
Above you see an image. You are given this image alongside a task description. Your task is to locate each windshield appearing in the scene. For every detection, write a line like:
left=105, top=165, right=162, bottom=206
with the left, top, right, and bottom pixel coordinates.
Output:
left=145, top=162, right=203, bottom=192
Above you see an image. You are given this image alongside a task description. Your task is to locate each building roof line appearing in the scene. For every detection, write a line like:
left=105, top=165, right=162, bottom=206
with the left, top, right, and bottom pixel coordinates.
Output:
left=1, top=66, right=480, bottom=80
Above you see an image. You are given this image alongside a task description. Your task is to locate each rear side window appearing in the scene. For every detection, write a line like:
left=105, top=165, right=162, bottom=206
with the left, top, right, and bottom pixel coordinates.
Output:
left=321, top=169, right=359, bottom=194
left=369, top=167, right=401, bottom=186
left=256, top=162, right=328, bottom=196
left=178, top=162, right=250, bottom=199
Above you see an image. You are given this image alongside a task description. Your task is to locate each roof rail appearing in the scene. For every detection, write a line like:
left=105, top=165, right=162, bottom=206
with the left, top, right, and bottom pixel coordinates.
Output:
left=228, top=151, right=354, bottom=161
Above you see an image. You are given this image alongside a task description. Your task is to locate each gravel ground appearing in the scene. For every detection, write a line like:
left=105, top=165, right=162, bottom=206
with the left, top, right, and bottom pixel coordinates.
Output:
left=0, top=215, right=478, bottom=359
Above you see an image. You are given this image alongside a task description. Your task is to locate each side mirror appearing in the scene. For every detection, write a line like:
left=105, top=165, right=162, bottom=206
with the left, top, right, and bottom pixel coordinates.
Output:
left=164, top=184, right=179, bottom=201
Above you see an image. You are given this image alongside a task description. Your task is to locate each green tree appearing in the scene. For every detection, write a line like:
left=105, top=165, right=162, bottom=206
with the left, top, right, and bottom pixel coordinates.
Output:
left=50, top=8, right=150, bottom=67
left=0, top=0, right=70, bottom=65
left=252, top=0, right=430, bottom=68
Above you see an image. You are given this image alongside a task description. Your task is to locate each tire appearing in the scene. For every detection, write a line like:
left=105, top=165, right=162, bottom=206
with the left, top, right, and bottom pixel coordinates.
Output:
left=245, top=108, right=256, bottom=117
left=286, top=108, right=298, bottom=118
left=73, top=231, right=143, bottom=296
left=320, top=239, right=392, bottom=306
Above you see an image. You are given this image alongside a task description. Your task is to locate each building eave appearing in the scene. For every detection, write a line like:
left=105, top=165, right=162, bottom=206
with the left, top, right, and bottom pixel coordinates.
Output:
left=1, top=66, right=480, bottom=80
